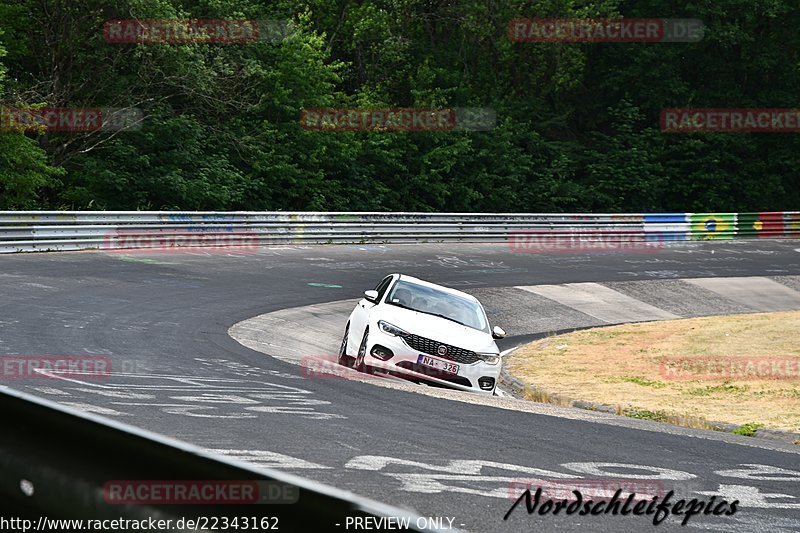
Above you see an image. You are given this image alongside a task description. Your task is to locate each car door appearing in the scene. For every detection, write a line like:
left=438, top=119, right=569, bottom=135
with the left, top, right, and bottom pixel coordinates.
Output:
left=349, top=275, right=394, bottom=351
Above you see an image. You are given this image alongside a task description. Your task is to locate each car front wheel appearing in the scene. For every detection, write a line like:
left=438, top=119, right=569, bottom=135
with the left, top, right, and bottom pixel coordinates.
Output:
left=338, top=323, right=354, bottom=368
left=355, top=327, right=369, bottom=372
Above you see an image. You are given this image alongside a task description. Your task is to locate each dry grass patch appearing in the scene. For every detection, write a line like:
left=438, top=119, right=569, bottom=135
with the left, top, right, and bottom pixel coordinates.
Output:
left=507, top=312, right=800, bottom=433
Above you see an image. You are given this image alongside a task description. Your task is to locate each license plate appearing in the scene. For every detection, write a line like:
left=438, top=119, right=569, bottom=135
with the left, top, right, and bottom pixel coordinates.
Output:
left=418, top=355, right=459, bottom=375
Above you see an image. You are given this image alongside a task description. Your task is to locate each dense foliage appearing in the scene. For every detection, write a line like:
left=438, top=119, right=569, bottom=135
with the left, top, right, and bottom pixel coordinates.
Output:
left=0, top=0, right=798, bottom=212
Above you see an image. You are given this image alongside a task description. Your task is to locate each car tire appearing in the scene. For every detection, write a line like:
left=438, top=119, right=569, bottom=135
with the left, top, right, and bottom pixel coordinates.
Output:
left=338, top=323, right=354, bottom=368
left=355, top=327, right=369, bottom=373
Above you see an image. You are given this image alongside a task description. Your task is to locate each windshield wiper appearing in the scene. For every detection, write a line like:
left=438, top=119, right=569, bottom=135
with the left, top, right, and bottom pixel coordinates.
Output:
left=389, top=301, right=476, bottom=329
left=426, top=312, right=472, bottom=328
left=387, top=301, right=418, bottom=313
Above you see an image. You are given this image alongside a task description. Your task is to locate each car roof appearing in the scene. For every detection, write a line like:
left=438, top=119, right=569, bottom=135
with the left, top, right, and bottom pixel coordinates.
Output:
left=393, top=273, right=479, bottom=302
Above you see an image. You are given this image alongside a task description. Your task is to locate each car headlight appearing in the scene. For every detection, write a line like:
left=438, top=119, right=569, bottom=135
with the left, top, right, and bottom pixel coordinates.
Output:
left=378, top=320, right=409, bottom=337
left=480, top=354, right=500, bottom=365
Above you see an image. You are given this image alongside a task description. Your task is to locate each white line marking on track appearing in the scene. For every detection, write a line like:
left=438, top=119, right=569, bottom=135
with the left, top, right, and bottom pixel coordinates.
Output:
left=698, top=484, right=800, bottom=509
left=208, top=449, right=331, bottom=469
left=59, top=402, right=128, bottom=416
left=30, top=387, right=69, bottom=396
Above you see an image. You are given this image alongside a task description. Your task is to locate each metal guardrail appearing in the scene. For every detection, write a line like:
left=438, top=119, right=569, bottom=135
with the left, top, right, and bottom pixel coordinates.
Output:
left=0, top=387, right=431, bottom=531
left=0, top=211, right=798, bottom=253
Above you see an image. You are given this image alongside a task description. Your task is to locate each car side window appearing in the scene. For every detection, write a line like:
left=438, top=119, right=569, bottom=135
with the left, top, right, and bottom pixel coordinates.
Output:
left=374, top=276, right=393, bottom=300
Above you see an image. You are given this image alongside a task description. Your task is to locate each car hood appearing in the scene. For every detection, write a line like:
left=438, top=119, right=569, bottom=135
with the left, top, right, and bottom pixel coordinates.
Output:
left=377, top=304, right=498, bottom=353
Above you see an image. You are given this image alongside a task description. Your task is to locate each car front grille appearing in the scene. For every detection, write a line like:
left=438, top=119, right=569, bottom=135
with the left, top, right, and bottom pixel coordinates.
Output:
left=403, top=334, right=482, bottom=364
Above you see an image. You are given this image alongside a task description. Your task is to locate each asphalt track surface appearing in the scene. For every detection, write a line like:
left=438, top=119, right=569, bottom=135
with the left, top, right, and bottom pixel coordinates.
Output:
left=2, top=240, right=800, bottom=532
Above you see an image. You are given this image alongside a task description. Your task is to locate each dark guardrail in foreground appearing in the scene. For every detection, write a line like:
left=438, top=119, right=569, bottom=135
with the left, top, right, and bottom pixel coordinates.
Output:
left=0, top=387, right=433, bottom=532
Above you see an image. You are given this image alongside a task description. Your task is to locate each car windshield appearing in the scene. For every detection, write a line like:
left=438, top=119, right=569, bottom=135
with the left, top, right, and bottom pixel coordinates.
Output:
left=385, top=280, right=489, bottom=332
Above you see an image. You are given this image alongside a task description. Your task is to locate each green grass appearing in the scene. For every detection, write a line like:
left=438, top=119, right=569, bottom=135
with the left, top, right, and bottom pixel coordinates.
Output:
left=731, top=423, right=763, bottom=437
left=619, top=376, right=667, bottom=389
left=752, top=388, right=800, bottom=399
left=586, top=330, right=646, bottom=337
left=623, top=408, right=713, bottom=431
left=602, top=376, right=667, bottom=388
left=688, top=384, right=749, bottom=397
left=624, top=409, right=671, bottom=423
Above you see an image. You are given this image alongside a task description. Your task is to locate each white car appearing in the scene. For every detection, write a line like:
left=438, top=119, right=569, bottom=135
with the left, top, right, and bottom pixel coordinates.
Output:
left=338, top=274, right=506, bottom=394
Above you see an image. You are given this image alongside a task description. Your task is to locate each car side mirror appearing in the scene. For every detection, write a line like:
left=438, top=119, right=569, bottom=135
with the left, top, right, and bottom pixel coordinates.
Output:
left=364, top=290, right=379, bottom=303
left=492, top=326, right=506, bottom=339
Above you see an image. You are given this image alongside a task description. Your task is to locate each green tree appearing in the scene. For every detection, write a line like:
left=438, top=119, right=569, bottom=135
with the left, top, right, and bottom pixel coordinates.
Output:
left=0, top=24, right=63, bottom=209
left=2, top=0, right=799, bottom=212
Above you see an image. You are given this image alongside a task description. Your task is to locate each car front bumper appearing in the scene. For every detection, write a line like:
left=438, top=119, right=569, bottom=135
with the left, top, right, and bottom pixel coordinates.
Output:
left=363, top=328, right=500, bottom=394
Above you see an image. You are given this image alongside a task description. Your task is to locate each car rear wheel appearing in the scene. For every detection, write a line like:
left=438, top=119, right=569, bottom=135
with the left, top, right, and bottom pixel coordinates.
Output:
left=338, top=323, right=354, bottom=367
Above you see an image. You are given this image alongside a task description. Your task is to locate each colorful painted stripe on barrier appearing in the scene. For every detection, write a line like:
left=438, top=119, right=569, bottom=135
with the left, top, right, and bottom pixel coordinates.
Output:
left=785, top=212, right=800, bottom=236
left=638, top=212, right=800, bottom=241
left=689, top=213, right=736, bottom=240
left=643, top=213, right=689, bottom=241
left=736, top=212, right=785, bottom=237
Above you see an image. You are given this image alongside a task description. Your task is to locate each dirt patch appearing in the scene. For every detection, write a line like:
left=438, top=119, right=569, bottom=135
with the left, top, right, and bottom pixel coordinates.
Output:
left=507, top=312, right=800, bottom=433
